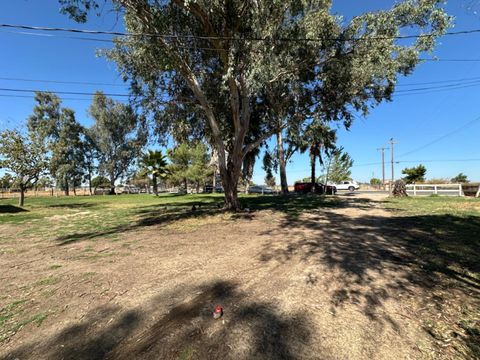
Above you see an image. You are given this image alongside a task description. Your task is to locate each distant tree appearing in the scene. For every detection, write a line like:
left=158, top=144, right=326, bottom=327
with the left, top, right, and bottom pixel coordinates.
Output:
left=81, top=127, right=98, bottom=195
left=91, top=175, right=110, bottom=191
left=262, top=151, right=276, bottom=187
left=35, top=177, right=54, bottom=190
left=0, top=173, right=14, bottom=190
left=127, top=172, right=151, bottom=193
left=0, top=130, right=48, bottom=206
left=402, top=165, right=427, bottom=183
left=299, top=123, right=337, bottom=191
left=167, top=143, right=212, bottom=192
left=325, top=148, right=354, bottom=184
left=188, top=143, right=213, bottom=193
left=28, top=92, right=85, bottom=196
left=88, top=92, right=147, bottom=194
left=167, top=143, right=193, bottom=191
left=139, top=150, right=169, bottom=196
left=451, top=173, right=469, bottom=183
left=265, top=174, right=276, bottom=188
left=370, top=178, right=382, bottom=186
left=241, top=148, right=259, bottom=194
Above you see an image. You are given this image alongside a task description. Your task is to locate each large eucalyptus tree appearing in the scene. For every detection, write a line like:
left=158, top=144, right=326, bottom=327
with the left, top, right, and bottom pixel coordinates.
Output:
left=60, top=0, right=450, bottom=210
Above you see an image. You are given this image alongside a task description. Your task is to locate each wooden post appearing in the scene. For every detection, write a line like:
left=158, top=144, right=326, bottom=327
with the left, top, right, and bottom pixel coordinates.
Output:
left=434, top=185, right=438, bottom=195
left=413, top=185, right=417, bottom=196
left=476, top=185, right=480, bottom=198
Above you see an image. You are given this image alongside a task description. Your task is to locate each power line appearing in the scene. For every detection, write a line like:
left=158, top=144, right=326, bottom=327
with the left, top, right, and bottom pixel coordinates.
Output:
left=395, top=79, right=480, bottom=92
left=0, top=76, right=126, bottom=87
left=2, top=23, right=480, bottom=42
left=353, top=158, right=480, bottom=167
left=1, top=76, right=478, bottom=102
left=396, top=75, right=480, bottom=87
left=421, top=58, right=480, bottom=62
left=0, top=93, right=126, bottom=102
left=0, top=87, right=130, bottom=97
left=393, top=82, right=480, bottom=97
left=397, top=115, right=480, bottom=158
left=3, top=74, right=480, bottom=92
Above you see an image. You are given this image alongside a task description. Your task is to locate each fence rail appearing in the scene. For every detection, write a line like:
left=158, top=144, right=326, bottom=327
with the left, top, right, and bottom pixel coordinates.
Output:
left=406, top=184, right=463, bottom=197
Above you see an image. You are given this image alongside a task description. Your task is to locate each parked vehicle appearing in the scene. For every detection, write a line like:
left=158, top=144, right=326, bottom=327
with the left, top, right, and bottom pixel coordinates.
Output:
left=169, top=188, right=187, bottom=195
left=248, top=185, right=274, bottom=194
left=294, top=182, right=336, bottom=195
left=334, top=180, right=359, bottom=192
left=204, top=185, right=224, bottom=193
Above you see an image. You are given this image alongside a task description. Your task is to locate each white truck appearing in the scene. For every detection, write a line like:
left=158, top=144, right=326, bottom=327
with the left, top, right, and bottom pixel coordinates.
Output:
left=334, top=180, right=360, bottom=192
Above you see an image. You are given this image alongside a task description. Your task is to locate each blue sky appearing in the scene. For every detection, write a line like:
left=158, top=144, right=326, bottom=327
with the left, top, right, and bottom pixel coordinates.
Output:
left=1, top=0, right=479, bottom=185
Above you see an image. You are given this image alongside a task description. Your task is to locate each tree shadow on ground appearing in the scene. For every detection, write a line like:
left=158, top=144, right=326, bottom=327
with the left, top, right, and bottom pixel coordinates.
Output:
left=257, top=197, right=480, bottom=358
left=0, top=205, right=28, bottom=213
left=55, top=200, right=225, bottom=245
left=240, top=194, right=376, bottom=218
left=45, top=203, right=98, bottom=209
left=2, top=280, right=318, bottom=360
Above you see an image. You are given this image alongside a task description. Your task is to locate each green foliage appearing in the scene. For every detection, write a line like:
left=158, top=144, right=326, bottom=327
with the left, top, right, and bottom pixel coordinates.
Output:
left=28, top=92, right=85, bottom=193
left=370, top=178, right=382, bottom=186
left=88, top=92, right=147, bottom=191
left=451, top=173, right=469, bottom=183
left=139, top=150, right=169, bottom=179
left=402, top=164, right=427, bottom=183
left=139, top=150, right=169, bottom=194
left=325, top=148, right=353, bottom=184
left=91, top=176, right=110, bottom=189
left=167, top=143, right=212, bottom=190
left=0, top=174, right=14, bottom=189
left=265, top=174, right=276, bottom=188
left=262, top=151, right=276, bottom=184
left=0, top=129, right=48, bottom=204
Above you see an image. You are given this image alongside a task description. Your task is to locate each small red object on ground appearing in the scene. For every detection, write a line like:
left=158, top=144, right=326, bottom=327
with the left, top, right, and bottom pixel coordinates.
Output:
left=213, top=305, right=223, bottom=319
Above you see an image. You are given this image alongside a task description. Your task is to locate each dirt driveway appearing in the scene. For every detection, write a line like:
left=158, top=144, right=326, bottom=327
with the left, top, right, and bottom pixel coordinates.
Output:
left=0, top=193, right=478, bottom=359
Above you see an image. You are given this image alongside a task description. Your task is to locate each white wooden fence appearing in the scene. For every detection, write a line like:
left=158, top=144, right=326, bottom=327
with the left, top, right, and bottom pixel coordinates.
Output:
left=406, top=184, right=463, bottom=197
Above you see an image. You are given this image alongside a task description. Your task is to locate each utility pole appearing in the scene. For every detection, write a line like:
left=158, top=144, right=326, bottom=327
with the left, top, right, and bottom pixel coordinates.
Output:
left=389, top=138, right=398, bottom=192
left=376, top=147, right=386, bottom=189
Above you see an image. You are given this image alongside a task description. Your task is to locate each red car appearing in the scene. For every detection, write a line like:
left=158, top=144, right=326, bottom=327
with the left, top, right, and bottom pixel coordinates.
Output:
left=294, top=182, right=337, bottom=195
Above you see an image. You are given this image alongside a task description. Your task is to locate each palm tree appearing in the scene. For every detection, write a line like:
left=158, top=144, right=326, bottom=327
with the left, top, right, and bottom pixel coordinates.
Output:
left=300, top=123, right=337, bottom=192
left=139, top=150, right=169, bottom=195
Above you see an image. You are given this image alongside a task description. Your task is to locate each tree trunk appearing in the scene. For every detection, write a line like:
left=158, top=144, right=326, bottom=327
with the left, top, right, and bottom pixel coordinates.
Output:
left=196, top=181, right=200, bottom=194
left=276, top=131, right=289, bottom=195
left=324, top=159, right=331, bottom=194
left=184, top=178, right=188, bottom=193
left=152, top=175, right=158, bottom=196
left=88, top=172, right=92, bottom=195
left=64, top=179, right=69, bottom=196
left=109, top=177, right=116, bottom=195
left=73, top=187, right=77, bottom=196
left=310, top=150, right=316, bottom=193
left=219, top=158, right=242, bottom=211
left=19, top=187, right=25, bottom=207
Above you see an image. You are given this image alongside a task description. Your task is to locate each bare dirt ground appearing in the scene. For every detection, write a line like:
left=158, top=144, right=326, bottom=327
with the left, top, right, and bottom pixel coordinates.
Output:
left=0, top=193, right=478, bottom=360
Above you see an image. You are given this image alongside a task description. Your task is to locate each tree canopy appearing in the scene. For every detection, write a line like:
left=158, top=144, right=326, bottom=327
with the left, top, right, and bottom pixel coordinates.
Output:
left=88, top=92, right=147, bottom=194
left=59, top=0, right=450, bottom=209
left=402, top=164, right=427, bottom=183
left=139, top=150, right=169, bottom=195
left=28, top=92, right=85, bottom=195
left=451, top=173, right=469, bottom=183
left=326, top=148, right=354, bottom=184
left=0, top=129, right=48, bottom=206
left=167, top=142, right=212, bottom=192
